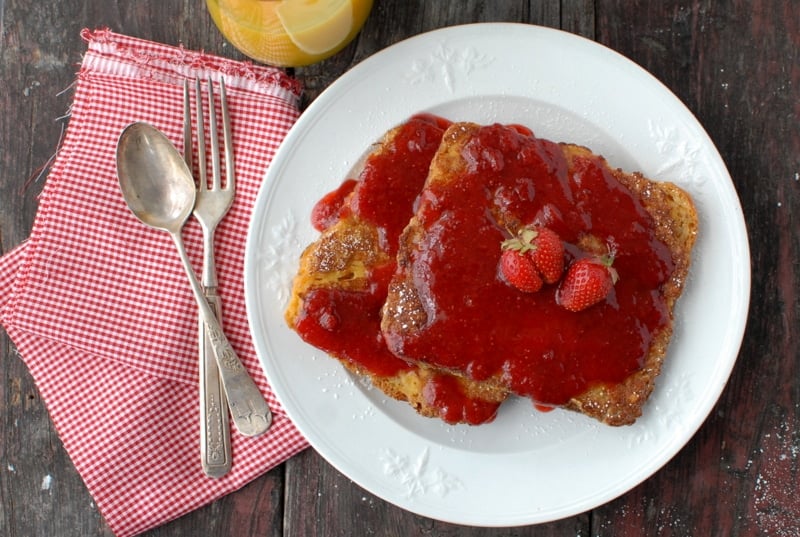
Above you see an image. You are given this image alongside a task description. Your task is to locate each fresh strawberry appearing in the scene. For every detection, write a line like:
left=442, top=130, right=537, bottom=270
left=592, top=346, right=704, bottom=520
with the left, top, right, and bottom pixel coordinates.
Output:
left=499, top=226, right=564, bottom=291
left=500, top=248, right=543, bottom=292
left=557, top=255, right=619, bottom=312
left=529, top=227, right=565, bottom=284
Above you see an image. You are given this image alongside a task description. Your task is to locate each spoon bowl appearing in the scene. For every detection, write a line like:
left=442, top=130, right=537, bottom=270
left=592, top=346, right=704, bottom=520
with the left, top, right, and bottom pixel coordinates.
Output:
left=116, top=122, right=272, bottom=438
left=117, top=122, right=196, bottom=233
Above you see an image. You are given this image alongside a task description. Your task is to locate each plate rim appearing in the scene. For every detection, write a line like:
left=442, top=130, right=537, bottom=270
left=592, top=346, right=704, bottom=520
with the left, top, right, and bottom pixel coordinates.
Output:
left=244, top=22, right=751, bottom=526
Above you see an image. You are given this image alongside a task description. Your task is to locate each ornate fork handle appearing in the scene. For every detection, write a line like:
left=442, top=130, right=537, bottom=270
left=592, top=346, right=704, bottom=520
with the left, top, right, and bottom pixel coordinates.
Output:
left=198, top=294, right=231, bottom=476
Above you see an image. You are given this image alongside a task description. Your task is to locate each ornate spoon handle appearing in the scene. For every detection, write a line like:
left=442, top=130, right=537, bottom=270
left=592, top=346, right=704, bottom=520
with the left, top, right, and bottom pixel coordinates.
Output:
left=170, top=231, right=273, bottom=437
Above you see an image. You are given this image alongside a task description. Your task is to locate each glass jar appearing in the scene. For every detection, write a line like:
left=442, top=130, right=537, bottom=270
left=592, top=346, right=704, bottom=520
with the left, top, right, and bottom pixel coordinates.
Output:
left=206, top=0, right=374, bottom=67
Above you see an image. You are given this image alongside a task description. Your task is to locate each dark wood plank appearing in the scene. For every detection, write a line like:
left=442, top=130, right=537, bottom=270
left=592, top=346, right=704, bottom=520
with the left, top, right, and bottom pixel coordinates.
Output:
left=561, top=0, right=596, bottom=39
left=593, top=0, right=800, bottom=535
left=1, top=3, right=106, bottom=537
left=1, top=0, right=798, bottom=535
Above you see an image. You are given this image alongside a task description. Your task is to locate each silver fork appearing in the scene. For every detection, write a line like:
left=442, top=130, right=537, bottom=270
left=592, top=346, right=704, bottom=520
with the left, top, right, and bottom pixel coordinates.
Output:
left=184, top=77, right=272, bottom=477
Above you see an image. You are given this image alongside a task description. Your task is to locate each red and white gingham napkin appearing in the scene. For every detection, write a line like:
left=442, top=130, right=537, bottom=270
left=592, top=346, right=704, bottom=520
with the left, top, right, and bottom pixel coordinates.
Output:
left=0, top=29, right=308, bottom=536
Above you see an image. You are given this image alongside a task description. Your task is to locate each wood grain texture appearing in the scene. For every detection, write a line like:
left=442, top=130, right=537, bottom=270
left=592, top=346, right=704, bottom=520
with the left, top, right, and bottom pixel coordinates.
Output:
left=1, top=0, right=797, bottom=536
left=593, top=2, right=799, bottom=535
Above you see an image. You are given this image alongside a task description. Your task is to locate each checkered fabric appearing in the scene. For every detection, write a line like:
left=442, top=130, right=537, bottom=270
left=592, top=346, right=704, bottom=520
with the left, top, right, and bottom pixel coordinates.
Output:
left=0, top=29, right=308, bottom=537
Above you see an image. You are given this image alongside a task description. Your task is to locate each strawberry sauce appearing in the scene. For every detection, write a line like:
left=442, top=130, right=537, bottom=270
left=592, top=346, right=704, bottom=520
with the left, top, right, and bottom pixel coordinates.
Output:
left=383, top=123, right=675, bottom=406
left=294, top=115, right=502, bottom=425
left=295, top=263, right=402, bottom=377
left=310, top=178, right=357, bottom=231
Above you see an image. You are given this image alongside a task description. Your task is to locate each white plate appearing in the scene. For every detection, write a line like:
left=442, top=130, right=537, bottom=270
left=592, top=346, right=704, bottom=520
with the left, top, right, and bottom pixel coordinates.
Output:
left=244, top=23, right=750, bottom=526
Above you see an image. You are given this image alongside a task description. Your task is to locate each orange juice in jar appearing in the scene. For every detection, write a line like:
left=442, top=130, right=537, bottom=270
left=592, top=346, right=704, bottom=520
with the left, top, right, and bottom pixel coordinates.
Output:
left=206, top=0, right=374, bottom=67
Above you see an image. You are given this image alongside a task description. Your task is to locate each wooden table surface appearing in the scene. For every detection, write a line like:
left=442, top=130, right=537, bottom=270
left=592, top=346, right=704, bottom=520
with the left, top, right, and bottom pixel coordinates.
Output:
left=1, top=1, right=797, bottom=535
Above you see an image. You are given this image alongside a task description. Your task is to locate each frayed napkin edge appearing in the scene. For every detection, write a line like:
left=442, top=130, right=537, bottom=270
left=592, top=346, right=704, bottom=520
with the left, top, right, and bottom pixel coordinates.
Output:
left=81, top=28, right=303, bottom=108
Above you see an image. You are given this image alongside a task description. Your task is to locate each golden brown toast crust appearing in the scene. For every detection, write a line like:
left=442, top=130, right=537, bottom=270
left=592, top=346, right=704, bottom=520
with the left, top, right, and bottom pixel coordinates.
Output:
left=381, top=122, right=698, bottom=426
left=563, top=147, right=697, bottom=425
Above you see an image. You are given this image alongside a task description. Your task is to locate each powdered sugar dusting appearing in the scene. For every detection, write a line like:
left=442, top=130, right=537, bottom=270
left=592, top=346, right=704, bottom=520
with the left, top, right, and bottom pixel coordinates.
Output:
left=750, top=418, right=799, bottom=536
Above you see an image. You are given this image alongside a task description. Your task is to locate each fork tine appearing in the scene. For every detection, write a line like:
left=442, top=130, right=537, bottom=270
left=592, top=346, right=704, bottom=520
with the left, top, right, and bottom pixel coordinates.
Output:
left=207, top=76, right=222, bottom=191
left=219, top=77, right=234, bottom=192
left=195, top=77, right=208, bottom=191
left=183, top=79, right=193, bottom=172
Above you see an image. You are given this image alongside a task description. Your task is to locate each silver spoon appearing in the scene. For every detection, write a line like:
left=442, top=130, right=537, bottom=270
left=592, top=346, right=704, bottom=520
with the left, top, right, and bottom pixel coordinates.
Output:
left=116, top=122, right=272, bottom=437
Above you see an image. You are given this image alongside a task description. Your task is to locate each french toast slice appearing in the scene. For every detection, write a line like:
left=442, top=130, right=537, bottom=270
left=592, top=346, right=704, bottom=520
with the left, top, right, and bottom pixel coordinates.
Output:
left=381, top=122, right=698, bottom=426
left=285, top=116, right=507, bottom=425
